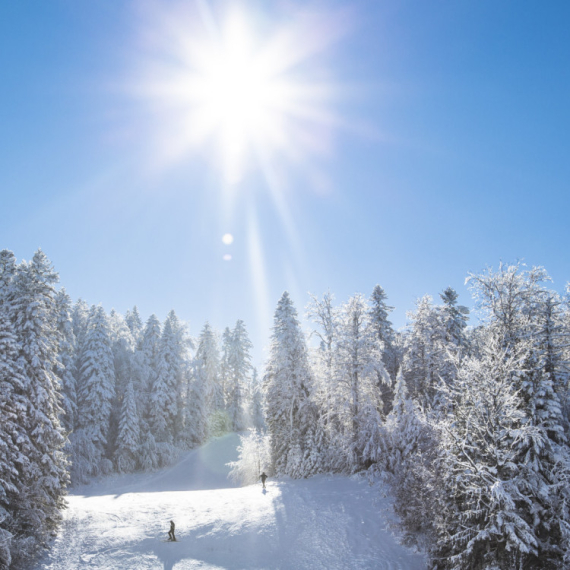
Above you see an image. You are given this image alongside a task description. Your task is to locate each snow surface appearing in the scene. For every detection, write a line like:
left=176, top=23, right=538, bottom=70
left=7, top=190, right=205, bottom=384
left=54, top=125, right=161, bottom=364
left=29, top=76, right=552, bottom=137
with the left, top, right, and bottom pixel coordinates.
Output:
left=35, top=434, right=426, bottom=570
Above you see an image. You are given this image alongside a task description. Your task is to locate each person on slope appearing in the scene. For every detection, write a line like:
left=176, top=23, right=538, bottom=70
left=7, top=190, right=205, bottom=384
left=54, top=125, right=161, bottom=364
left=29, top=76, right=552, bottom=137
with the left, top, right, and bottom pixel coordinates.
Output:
left=168, top=520, right=176, bottom=542
left=260, top=472, right=268, bottom=489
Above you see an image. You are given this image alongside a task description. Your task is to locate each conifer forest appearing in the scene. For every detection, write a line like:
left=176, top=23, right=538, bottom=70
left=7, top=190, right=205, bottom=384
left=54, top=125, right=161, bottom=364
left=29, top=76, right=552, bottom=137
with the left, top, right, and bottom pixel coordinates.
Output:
left=1, top=248, right=569, bottom=568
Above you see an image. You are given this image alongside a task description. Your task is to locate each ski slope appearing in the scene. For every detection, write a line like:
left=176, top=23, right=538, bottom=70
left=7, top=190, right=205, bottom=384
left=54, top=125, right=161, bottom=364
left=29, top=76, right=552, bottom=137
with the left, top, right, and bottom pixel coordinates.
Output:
left=36, top=434, right=426, bottom=570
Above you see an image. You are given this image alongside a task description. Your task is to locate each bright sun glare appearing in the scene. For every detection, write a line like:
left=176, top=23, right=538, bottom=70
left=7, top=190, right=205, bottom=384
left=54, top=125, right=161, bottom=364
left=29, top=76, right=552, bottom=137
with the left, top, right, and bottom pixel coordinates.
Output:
left=132, top=2, right=346, bottom=184
left=128, top=2, right=349, bottom=338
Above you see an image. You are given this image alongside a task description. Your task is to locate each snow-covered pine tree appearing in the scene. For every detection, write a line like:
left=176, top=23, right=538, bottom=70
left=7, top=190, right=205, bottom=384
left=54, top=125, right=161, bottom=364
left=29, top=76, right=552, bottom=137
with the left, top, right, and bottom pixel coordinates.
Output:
left=369, top=285, right=398, bottom=413
left=72, top=305, right=115, bottom=481
left=439, top=287, right=469, bottom=349
left=115, top=380, right=140, bottom=473
left=306, top=291, right=338, bottom=470
left=0, top=311, right=31, bottom=569
left=434, top=329, right=539, bottom=569
left=195, top=322, right=226, bottom=437
left=8, top=250, right=69, bottom=562
left=220, top=326, right=232, bottom=411
left=106, top=310, right=136, bottom=459
left=334, top=293, right=388, bottom=472
left=226, top=320, right=253, bottom=432
left=264, top=292, right=321, bottom=477
left=248, top=368, right=266, bottom=431
left=71, top=299, right=90, bottom=370
left=467, top=264, right=570, bottom=567
left=164, top=310, right=192, bottom=444
left=149, top=316, right=179, bottom=443
left=124, top=305, right=143, bottom=346
left=132, top=314, right=162, bottom=432
left=54, top=289, right=78, bottom=434
left=181, top=361, right=208, bottom=447
left=400, top=295, right=447, bottom=413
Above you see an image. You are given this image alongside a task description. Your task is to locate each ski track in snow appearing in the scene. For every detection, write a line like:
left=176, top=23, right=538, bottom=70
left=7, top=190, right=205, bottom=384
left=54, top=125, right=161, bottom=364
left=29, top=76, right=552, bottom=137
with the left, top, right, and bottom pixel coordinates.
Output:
left=35, top=434, right=426, bottom=570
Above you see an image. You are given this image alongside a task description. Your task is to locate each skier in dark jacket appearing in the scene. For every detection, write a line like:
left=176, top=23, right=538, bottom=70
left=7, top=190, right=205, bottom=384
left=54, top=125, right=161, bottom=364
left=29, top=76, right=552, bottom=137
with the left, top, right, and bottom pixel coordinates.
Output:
left=168, top=520, right=176, bottom=541
left=260, top=472, right=268, bottom=489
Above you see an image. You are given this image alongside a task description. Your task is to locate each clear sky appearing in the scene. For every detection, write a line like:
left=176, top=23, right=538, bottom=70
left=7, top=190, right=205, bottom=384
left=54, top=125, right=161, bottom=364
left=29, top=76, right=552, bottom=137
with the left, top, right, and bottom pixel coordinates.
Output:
left=1, top=0, right=569, bottom=367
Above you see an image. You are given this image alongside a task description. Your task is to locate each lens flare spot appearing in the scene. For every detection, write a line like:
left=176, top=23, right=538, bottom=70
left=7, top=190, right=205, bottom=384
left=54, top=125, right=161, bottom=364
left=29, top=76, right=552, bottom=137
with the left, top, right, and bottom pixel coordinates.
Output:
left=223, top=254, right=232, bottom=261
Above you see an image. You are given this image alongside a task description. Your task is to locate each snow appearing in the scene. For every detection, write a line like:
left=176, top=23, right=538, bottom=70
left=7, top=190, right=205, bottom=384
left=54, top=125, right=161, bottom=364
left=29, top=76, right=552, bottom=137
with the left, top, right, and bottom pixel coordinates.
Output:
left=35, top=434, right=426, bottom=570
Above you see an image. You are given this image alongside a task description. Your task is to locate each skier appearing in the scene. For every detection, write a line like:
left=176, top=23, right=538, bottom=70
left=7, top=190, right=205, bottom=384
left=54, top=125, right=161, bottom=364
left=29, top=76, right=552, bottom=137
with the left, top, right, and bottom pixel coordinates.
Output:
left=260, top=472, right=268, bottom=489
left=168, top=520, right=176, bottom=542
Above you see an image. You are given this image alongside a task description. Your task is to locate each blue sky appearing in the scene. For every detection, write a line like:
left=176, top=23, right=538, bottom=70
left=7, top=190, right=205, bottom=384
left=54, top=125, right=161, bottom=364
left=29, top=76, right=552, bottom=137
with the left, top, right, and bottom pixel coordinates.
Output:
left=1, top=1, right=569, bottom=366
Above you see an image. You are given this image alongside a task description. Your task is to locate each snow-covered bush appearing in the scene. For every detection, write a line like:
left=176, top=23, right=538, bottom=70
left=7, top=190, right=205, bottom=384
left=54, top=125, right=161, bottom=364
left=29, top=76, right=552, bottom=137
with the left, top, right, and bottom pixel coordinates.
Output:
left=227, top=429, right=272, bottom=486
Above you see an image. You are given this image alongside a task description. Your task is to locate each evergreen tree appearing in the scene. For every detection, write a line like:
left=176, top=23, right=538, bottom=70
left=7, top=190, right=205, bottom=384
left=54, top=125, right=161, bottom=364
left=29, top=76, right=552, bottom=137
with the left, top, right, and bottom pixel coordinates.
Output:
left=124, top=305, right=143, bottom=345
left=334, top=293, right=388, bottom=471
left=73, top=305, right=115, bottom=480
left=181, top=362, right=208, bottom=447
left=306, top=291, right=338, bottom=468
left=226, top=320, right=253, bottom=432
left=55, top=289, right=78, bottom=434
left=369, top=285, right=398, bottom=412
left=434, top=330, right=539, bottom=569
left=264, top=292, right=320, bottom=477
left=133, top=314, right=162, bottom=431
left=9, top=250, right=69, bottom=562
left=0, top=312, right=31, bottom=568
left=115, top=380, right=140, bottom=473
left=401, top=295, right=446, bottom=413
left=464, top=264, right=570, bottom=567
left=149, top=316, right=178, bottom=443
left=248, top=368, right=266, bottom=431
left=195, top=323, right=225, bottom=436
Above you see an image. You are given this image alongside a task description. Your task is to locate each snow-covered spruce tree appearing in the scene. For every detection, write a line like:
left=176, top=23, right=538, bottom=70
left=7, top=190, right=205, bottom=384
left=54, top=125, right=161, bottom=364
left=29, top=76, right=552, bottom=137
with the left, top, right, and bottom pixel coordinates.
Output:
left=71, top=299, right=90, bottom=371
left=334, top=293, right=388, bottom=472
left=467, top=264, right=570, bottom=567
left=134, top=314, right=162, bottom=428
left=181, top=361, right=208, bottom=447
left=369, top=285, right=398, bottom=413
left=106, top=310, right=136, bottom=460
left=225, top=320, right=253, bottom=432
left=164, top=310, right=193, bottom=444
left=433, top=330, right=540, bottom=569
left=115, top=380, right=140, bottom=473
left=306, top=291, right=339, bottom=470
left=248, top=368, right=266, bottom=431
left=124, top=305, right=143, bottom=346
left=400, top=295, right=442, bottom=413
left=195, top=322, right=227, bottom=437
left=0, top=311, right=32, bottom=570
left=400, top=290, right=467, bottom=417
left=264, top=292, right=321, bottom=478
left=148, top=316, right=179, bottom=445
left=220, top=327, right=232, bottom=412
left=8, top=250, right=69, bottom=563
left=72, top=305, right=115, bottom=482
left=54, top=289, right=78, bottom=434
left=439, top=287, right=469, bottom=349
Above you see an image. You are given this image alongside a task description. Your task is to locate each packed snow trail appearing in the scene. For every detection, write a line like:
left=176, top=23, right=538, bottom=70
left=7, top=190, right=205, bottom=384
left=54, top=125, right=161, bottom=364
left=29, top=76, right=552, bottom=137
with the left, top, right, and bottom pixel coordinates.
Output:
left=36, top=434, right=426, bottom=570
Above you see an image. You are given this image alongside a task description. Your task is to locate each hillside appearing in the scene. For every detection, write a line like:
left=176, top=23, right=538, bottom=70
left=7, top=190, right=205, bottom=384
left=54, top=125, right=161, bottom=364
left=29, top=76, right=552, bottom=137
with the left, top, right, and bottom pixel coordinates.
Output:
left=35, top=434, right=426, bottom=570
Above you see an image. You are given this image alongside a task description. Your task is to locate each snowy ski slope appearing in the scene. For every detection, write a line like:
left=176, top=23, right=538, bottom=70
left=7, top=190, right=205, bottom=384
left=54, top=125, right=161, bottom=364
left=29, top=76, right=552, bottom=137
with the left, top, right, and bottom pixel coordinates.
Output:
left=35, top=434, right=426, bottom=570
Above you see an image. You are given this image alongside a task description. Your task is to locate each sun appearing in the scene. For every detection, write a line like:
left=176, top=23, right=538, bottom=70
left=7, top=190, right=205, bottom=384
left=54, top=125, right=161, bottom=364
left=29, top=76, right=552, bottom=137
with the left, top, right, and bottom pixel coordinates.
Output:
left=130, top=3, right=346, bottom=183
left=191, top=12, right=292, bottom=180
